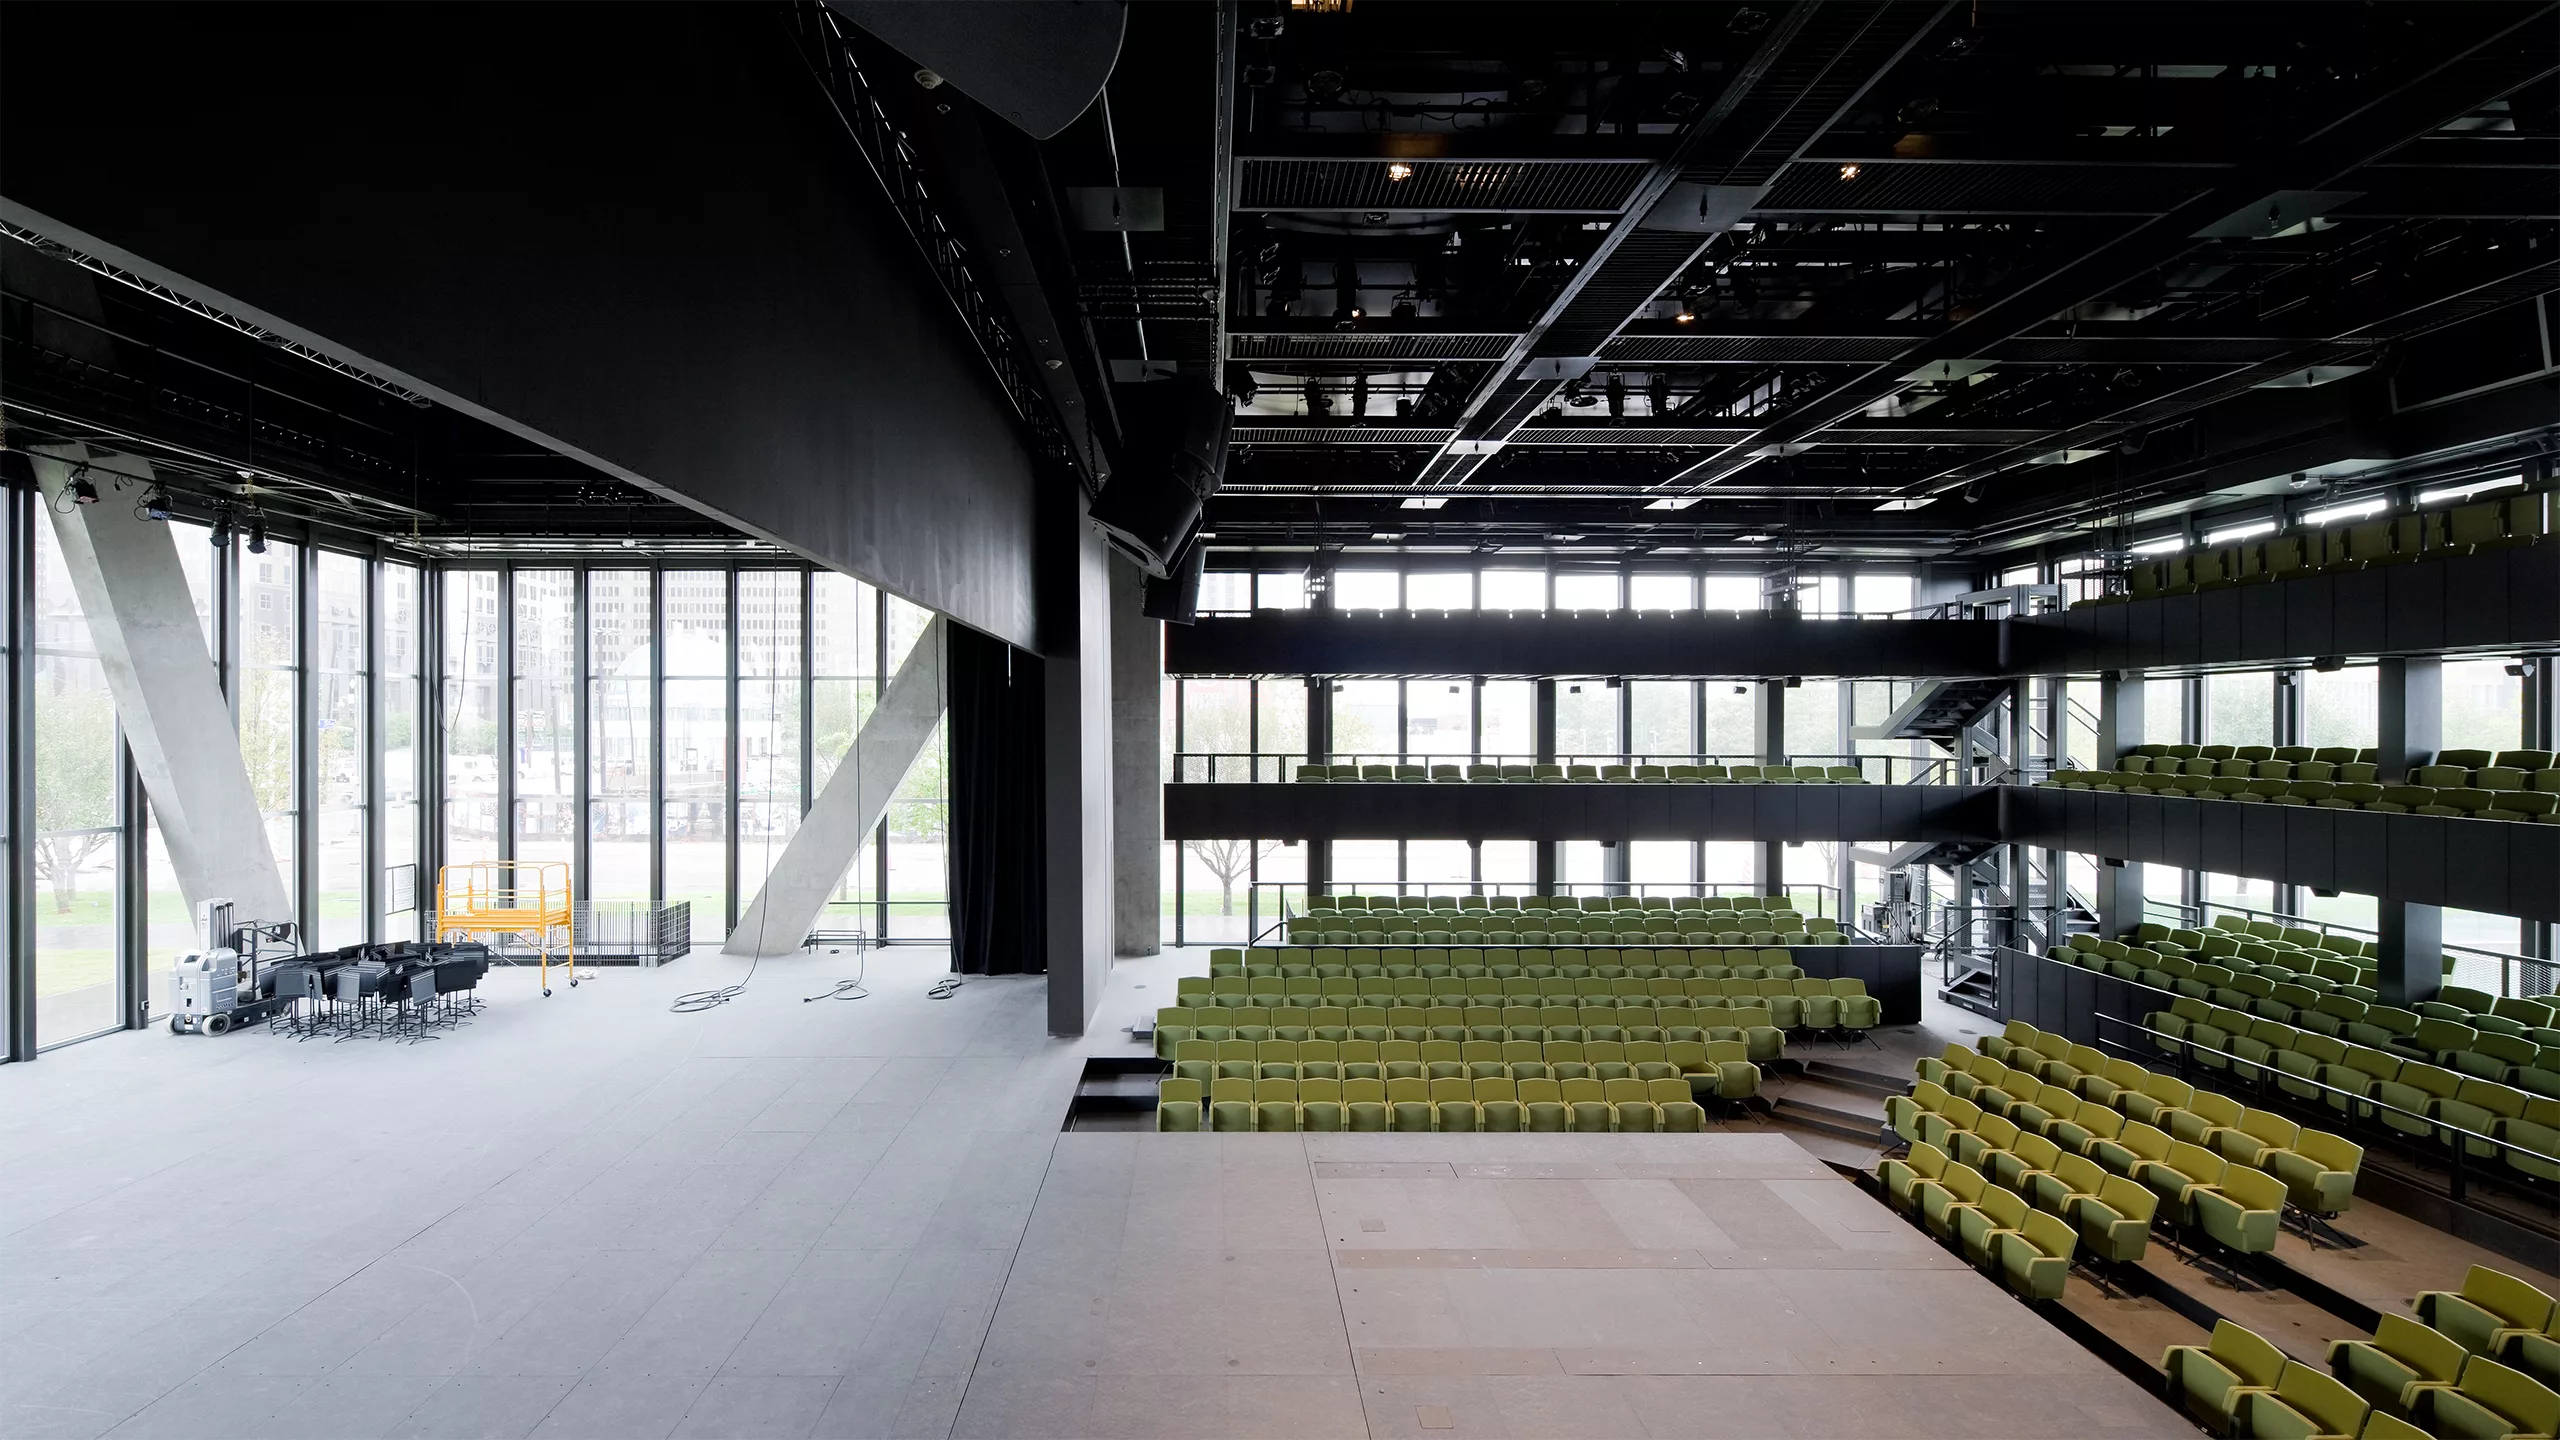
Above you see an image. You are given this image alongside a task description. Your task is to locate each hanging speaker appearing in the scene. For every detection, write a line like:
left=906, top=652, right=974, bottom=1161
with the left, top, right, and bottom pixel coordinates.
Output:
left=1141, top=534, right=1207, bottom=625
left=1089, top=374, right=1230, bottom=577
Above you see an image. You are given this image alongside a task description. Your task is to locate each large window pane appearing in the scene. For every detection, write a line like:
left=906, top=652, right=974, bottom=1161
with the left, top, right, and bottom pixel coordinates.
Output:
left=1555, top=680, right=1618, bottom=762
left=2303, top=665, right=2375, bottom=750
left=381, top=562, right=423, bottom=939
left=2443, top=658, right=2521, bottom=754
left=1331, top=679, right=1398, bottom=761
left=1554, top=572, right=1618, bottom=612
left=1631, top=841, right=1691, bottom=896
left=1405, top=571, right=1471, bottom=611
left=2145, top=678, right=2186, bottom=746
left=2207, top=672, right=2272, bottom=749
left=1629, top=681, right=1692, bottom=761
left=1480, top=681, right=1534, bottom=764
left=882, top=596, right=946, bottom=938
left=1629, top=573, right=1692, bottom=610
left=1255, top=571, right=1307, bottom=610
left=441, top=570, right=502, bottom=867
left=1183, top=838, right=1277, bottom=941
left=33, top=515, right=122, bottom=1044
left=1180, top=678, right=1251, bottom=781
left=1481, top=841, right=1536, bottom=894
left=1480, top=568, right=1544, bottom=611
left=1405, top=680, right=1469, bottom=758
left=1702, top=574, right=1758, bottom=611
left=1256, top=679, right=1307, bottom=781
left=663, top=570, right=728, bottom=941
left=512, top=570, right=575, bottom=892
left=811, top=571, right=877, bottom=935
left=1330, top=839, right=1398, bottom=895
left=1786, top=680, right=1840, bottom=761
left=315, top=552, right=367, bottom=947
left=737, top=571, right=803, bottom=904
left=1197, top=570, right=1251, bottom=615
left=588, top=570, right=653, bottom=904
left=1703, top=680, right=1755, bottom=758
left=1855, top=573, right=1915, bottom=616
left=240, top=538, right=299, bottom=910
left=1334, top=569, right=1398, bottom=610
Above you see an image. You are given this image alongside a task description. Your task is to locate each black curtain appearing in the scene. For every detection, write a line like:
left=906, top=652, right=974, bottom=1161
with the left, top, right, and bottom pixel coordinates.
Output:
left=947, top=623, right=1045, bottom=974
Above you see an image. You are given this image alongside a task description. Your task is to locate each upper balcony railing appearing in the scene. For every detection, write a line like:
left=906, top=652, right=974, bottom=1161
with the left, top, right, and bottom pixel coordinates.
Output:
left=1167, top=750, right=1956, bottom=786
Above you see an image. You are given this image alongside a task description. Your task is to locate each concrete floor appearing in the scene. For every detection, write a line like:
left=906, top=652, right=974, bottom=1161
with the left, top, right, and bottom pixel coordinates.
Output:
left=0, top=942, right=2523, bottom=1439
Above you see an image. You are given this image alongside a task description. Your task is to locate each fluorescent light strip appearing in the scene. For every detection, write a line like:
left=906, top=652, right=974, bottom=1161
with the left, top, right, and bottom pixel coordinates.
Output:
left=2301, top=496, right=2385, bottom=527
left=2202, top=519, right=2277, bottom=546
left=2130, top=536, right=2186, bottom=555
left=2417, top=475, right=2522, bottom=506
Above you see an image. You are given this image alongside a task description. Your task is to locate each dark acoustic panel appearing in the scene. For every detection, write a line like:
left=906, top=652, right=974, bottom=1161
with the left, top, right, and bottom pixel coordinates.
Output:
left=2385, top=817, right=2447, bottom=908
left=2443, top=822, right=2510, bottom=918
left=2383, top=562, right=2447, bottom=654
left=2199, top=589, right=2244, bottom=665
left=2443, top=552, right=2508, bottom=650
left=1162, top=782, right=2000, bottom=845
left=2332, top=810, right=2392, bottom=898
left=2333, top=569, right=2390, bottom=654
left=2284, top=810, right=2336, bottom=893
left=2238, top=583, right=2287, bottom=661
left=1166, top=612, right=2003, bottom=678
left=2285, top=572, right=2337, bottom=659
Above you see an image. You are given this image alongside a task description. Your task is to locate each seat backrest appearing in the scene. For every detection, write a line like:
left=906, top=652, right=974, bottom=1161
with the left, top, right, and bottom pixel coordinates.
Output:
left=2210, top=1320, right=2290, bottom=1388
left=2270, top=1361, right=2369, bottom=1436
left=2166, top=1140, right=2225, bottom=1185
left=2457, top=1356, right=2560, bottom=1437
left=2221, top=1165, right=2285, bottom=1212
left=2094, top=1172, right=2157, bottom=1223
left=2018, top=1207, right=2075, bottom=1261
left=2462, top=1266, right=2559, bottom=1329
left=2055, top=1151, right=2107, bottom=1197
left=2374, top=1312, right=2467, bottom=1384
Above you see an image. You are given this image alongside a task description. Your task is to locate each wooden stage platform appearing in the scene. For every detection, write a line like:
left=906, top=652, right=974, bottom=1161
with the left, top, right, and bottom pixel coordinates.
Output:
left=956, top=1131, right=2193, bottom=1438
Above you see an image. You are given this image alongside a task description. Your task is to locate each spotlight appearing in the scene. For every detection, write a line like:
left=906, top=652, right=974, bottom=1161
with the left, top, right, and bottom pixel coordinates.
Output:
left=245, top=512, right=268, bottom=555
left=207, top=505, right=235, bottom=548
left=138, top=488, right=173, bottom=521
left=1265, top=295, right=1291, bottom=318
left=1674, top=294, right=1697, bottom=324
left=1390, top=296, right=1417, bottom=321
left=67, top=471, right=99, bottom=505
left=1385, top=161, right=1415, bottom=183
left=621, top=537, right=639, bottom=549
left=2508, top=661, right=2539, bottom=678
left=1838, top=163, right=1862, bottom=182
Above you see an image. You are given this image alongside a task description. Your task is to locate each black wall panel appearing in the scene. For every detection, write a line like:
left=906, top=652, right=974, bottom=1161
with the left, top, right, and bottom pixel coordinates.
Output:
left=2285, top=573, right=2337, bottom=659
left=1164, top=782, right=2000, bottom=845
left=2333, top=811, right=2392, bottom=898
left=2384, top=563, right=2447, bottom=653
left=2238, top=584, right=2287, bottom=660
left=0, top=5, right=1050, bottom=649
left=2334, top=570, right=2390, bottom=654
left=2443, top=822, right=2510, bottom=918
left=2444, top=554, right=2508, bottom=650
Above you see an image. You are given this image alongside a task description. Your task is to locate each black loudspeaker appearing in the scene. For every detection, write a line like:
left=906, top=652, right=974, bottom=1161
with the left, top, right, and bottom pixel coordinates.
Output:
left=1142, top=535, right=1207, bottom=625
left=1089, top=375, right=1230, bottom=577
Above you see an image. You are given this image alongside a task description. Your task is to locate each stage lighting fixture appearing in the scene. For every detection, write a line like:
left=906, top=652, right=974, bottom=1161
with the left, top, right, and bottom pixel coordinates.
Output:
left=1385, top=161, right=1414, bottom=183
left=207, top=506, right=235, bottom=548
left=245, top=512, right=269, bottom=555
left=1838, top=163, right=1862, bottom=181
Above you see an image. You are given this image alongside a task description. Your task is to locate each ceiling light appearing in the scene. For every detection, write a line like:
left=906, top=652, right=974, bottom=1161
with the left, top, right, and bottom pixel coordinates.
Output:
left=1370, top=530, right=1405, bottom=541
left=1674, top=293, right=1697, bottom=323
left=1385, top=161, right=1415, bottom=183
left=1644, top=497, right=1699, bottom=511
left=1838, top=163, right=1862, bottom=181
left=2130, top=535, right=2185, bottom=555
left=2203, top=519, right=2277, bottom=546
left=2301, top=496, right=2385, bottom=527
left=2418, top=475, right=2523, bottom=506
left=1547, top=532, right=1585, bottom=543
left=1873, top=497, right=1934, bottom=512
left=1399, top=497, right=1447, bottom=510
left=1733, top=532, right=1773, bottom=543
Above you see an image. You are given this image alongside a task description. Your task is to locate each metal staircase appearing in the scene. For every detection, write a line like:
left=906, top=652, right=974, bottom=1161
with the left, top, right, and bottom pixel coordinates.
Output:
left=1868, top=677, right=2014, bottom=749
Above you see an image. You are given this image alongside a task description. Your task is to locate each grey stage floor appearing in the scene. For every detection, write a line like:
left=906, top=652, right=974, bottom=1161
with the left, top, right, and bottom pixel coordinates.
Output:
left=968, top=1131, right=2191, bottom=1439
left=0, top=947, right=2186, bottom=1439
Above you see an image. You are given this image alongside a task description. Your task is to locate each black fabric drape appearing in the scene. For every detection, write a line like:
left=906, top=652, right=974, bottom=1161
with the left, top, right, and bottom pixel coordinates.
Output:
left=947, top=624, right=1045, bottom=974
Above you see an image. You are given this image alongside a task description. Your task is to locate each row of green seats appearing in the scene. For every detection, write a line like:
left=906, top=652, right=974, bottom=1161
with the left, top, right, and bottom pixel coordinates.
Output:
left=2077, top=492, right=2552, bottom=612
left=1157, top=1075, right=1718, bottom=1132
left=2046, top=769, right=2560, bottom=820
left=1968, top=1020, right=2365, bottom=1220
left=1215, top=953, right=1813, bottom=979
left=1928, top=1040, right=2361, bottom=1220
left=2143, top=1003, right=2560, bottom=1185
left=1291, top=761, right=1871, bottom=783
left=2061, top=929, right=2376, bottom=988
left=2150, top=993, right=2560, bottom=1098
left=1879, top=1142, right=2088, bottom=1301
left=1283, top=928, right=1848, bottom=946
left=1173, top=983, right=1877, bottom=1035
left=1300, top=894, right=1799, bottom=913
left=1151, top=1004, right=1790, bottom=1064
left=1187, top=972, right=1856, bottom=1002
left=1165, top=1036, right=1762, bottom=1096
left=2051, top=941, right=2560, bottom=1057
left=2166, top=1264, right=2560, bottom=1440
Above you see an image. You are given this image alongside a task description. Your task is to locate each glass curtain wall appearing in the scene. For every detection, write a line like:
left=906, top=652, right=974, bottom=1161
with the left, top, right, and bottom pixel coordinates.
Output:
left=441, top=570, right=502, bottom=866
left=315, top=552, right=367, bottom=947
left=663, top=571, right=729, bottom=941
left=238, top=538, right=299, bottom=907
left=32, top=513, right=123, bottom=1046
left=588, top=570, right=653, bottom=908
left=380, top=562, right=423, bottom=940
left=513, top=570, right=575, bottom=882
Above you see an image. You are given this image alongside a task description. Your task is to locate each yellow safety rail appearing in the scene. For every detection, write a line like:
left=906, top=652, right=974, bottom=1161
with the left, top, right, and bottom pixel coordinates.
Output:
left=436, top=861, right=576, bottom=995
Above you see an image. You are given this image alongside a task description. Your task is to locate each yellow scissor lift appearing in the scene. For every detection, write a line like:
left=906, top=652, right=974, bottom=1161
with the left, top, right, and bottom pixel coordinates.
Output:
left=436, top=861, right=577, bottom=996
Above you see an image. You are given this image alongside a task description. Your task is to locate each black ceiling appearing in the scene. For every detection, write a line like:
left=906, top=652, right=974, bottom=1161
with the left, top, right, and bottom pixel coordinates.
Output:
left=1030, top=0, right=2560, bottom=561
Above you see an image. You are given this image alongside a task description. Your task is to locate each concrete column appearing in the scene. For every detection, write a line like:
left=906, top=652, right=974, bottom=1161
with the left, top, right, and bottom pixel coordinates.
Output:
left=2095, top=670, right=2145, bottom=767
left=726, top=616, right=945, bottom=956
left=1756, top=680, right=1785, bottom=894
left=1043, top=508, right=1113, bottom=1035
left=2376, top=900, right=2444, bottom=1008
left=2096, top=857, right=2144, bottom=940
left=30, top=445, right=290, bottom=927
left=1108, top=558, right=1160, bottom=956
left=2377, top=656, right=2440, bottom=782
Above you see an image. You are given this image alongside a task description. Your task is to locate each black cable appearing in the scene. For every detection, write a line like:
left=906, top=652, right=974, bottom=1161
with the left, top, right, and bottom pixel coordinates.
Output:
left=802, top=939, right=869, bottom=1002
